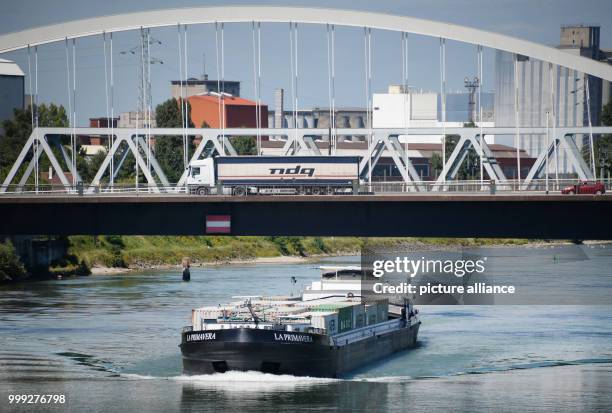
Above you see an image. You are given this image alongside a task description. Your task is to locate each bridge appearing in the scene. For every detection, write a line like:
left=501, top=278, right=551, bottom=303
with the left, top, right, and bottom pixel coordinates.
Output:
left=0, top=6, right=611, bottom=237
left=1, top=194, right=611, bottom=239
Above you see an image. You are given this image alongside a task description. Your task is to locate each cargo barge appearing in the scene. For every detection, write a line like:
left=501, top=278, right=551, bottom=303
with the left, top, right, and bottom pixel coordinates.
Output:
left=180, top=266, right=420, bottom=378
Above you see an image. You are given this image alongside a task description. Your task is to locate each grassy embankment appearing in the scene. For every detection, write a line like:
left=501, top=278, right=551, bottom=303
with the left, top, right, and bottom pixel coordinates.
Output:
left=66, top=236, right=531, bottom=269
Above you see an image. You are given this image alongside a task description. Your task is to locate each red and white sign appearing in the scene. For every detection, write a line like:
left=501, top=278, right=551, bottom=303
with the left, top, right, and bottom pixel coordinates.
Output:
left=206, top=215, right=231, bottom=234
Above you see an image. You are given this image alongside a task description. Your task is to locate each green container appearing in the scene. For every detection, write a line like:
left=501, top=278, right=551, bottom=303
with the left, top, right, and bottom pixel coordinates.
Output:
left=310, top=303, right=354, bottom=312
left=337, top=306, right=354, bottom=333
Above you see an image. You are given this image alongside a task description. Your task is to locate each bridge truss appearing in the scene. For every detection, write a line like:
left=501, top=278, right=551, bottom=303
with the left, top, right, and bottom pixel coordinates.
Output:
left=2, top=126, right=612, bottom=194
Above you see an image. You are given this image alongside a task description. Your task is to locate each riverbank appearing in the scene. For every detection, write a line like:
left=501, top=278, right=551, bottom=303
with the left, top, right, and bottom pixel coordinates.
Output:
left=89, top=255, right=315, bottom=275
left=71, top=236, right=571, bottom=275
left=6, top=235, right=602, bottom=281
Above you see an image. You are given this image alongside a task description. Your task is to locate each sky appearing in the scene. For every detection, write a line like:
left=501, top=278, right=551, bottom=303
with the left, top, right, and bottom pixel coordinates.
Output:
left=0, top=0, right=610, bottom=124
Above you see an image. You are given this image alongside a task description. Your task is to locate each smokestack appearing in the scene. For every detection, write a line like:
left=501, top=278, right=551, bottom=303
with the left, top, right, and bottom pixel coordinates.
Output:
left=274, top=88, right=284, bottom=129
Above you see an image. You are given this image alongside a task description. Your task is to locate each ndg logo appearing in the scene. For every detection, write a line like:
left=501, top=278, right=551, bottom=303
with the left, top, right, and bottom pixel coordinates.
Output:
left=269, top=165, right=315, bottom=177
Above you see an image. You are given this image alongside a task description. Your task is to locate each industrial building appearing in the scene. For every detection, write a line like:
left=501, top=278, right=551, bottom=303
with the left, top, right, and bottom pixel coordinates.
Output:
left=0, top=59, right=24, bottom=132
left=171, top=75, right=240, bottom=100
left=188, top=94, right=268, bottom=129
left=118, top=111, right=157, bottom=129
left=494, top=25, right=611, bottom=175
left=267, top=86, right=494, bottom=143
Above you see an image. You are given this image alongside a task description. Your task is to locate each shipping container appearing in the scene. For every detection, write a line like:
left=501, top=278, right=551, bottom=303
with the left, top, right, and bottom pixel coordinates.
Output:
left=337, top=306, right=354, bottom=333
left=216, top=156, right=360, bottom=186
left=309, top=302, right=355, bottom=312
left=306, top=311, right=339, bottom=335
left=365, top=304, right=378, bottom=325
left=353, top=304, right=366, bottom=329
left=376, top=299, right=389, bottom=322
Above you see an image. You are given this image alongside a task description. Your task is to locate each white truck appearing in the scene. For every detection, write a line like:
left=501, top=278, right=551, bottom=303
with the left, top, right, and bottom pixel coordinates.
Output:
left=186, top=156, right=360, bottom=195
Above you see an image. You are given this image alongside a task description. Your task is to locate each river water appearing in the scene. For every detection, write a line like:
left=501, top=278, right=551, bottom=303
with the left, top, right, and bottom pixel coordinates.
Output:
left=1, top=246, right=612, bottom=412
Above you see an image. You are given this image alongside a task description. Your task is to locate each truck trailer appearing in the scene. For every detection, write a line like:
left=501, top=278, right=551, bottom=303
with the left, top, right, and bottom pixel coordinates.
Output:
left=186, top=156, right=360, bottom=195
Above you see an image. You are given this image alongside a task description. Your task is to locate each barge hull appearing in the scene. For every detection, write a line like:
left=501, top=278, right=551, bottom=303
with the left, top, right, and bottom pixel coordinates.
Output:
left=181, top=322, right=419, bottom=378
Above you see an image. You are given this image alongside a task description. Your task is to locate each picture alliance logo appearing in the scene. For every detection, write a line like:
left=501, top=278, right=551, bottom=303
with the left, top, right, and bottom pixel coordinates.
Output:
left=269, top=165, right=315, bottom=177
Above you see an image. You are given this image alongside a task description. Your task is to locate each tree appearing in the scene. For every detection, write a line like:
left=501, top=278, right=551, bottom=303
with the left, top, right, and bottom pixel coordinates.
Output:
left=0, top=240, right=27, bottom=282
left=602, top=99, right=612, bottom=127
left=0, top=104, right=69, bottom=183
left=76, top=149, right=107, bottom=183
left=430, top=126, right=481, bottom=180
left=231, top=136, right=257, bottom=155
left=155, top=98, right=194, bottom=182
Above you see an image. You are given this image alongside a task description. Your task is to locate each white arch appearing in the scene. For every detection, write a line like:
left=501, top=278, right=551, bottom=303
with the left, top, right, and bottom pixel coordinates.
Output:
left=0, top=6, right=611, bottom=81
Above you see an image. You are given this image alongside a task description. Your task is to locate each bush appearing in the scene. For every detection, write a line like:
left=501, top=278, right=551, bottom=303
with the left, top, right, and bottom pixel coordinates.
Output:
left=0, top=241, right=27, bottom=282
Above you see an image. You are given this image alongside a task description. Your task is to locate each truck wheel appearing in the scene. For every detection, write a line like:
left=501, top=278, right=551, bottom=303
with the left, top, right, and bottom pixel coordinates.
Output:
left=326, top=187, right=335, bottom=195
left=233, top=186, right=247, bottom=196
left=311, top=187, right=321, bottom=195
left=197, top=187, right=209, bottom=196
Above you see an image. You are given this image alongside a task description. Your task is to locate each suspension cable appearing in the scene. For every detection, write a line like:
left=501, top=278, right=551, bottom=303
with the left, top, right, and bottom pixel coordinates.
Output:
left=293, top=23, right=299, bottom=146
left=252, top=21, right=261, bottom=154
left=72, top=38, right=77, bottom=186
left=478, top=45, right=484, bottom=184
left=27, top=46, right=34, bottom=131
left=134, top=28, right=141, bottom=190
left=586, top=75, right=596, bottom=179
left=110, top=32, right=115, bottom=187
left=27, top=46, right=35, bottom=191
left=289, top=22, right=296, bottom=151
left=147, top=28, right=152, bottom=175
left=184, top=25, right=189, bottom=168
left=326, top=24, right=333, bottom=153
left=364, top=27, right=372, bottom=183
left=140, top=28, right=147, bottom=173
left=402, top=32, right=409, bottom=179
left=545, top=63, right=552, bottom=193
left=252, top=22, right=258, bottom=149
left=221, top=23, right=226, bottom=150
left=514, top=53, right=521, bottom=187
left=439, top=38, right=447, bottom=183
left=65, top=38, right=73, bottom=182
left=215, top=22, right=222, bottom=152
left=34, top=45, right=39, bottom=192
left=331, top=25, right=336, bottom=153
left=550, top=63, right=559, bottom=186
left=257, top=22, right=262, bottom=155
left=103, top=32, right=110, bottom=173
left=367, top=27, right=372, bottom=133
left=177, top=24, right=185, bottom=166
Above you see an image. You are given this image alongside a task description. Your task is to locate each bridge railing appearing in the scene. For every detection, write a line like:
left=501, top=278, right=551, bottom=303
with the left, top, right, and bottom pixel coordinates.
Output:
left=0, top=183, right=188, bottom=196
left=0, top=178, right=610, bottom=196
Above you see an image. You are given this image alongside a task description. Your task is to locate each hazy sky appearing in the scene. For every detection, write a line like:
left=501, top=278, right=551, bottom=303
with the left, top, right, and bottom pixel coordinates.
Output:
left=1, top=0, right=610, bottom=124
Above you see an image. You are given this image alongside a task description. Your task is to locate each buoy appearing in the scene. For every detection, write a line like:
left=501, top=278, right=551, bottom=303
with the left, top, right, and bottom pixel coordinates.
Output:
left=182, top=257, right=191, bottom=282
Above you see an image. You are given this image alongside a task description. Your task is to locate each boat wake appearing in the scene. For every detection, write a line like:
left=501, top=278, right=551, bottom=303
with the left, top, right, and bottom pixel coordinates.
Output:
left=120, top=357, right=612, bottom=388
left=121, top=370, right=338, bottom=393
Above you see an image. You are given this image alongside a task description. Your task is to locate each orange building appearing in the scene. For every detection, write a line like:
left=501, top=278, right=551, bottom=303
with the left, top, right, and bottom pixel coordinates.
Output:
left=188, top=94, right=268, bottom=130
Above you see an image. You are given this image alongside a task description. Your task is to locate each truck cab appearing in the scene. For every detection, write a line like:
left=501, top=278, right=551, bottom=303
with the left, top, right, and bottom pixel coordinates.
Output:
left=187, top=159, right=216, bottom=195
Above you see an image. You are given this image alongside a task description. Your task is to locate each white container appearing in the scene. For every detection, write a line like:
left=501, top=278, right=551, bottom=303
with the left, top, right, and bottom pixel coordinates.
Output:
left=307, top=311, right=339, bottom=335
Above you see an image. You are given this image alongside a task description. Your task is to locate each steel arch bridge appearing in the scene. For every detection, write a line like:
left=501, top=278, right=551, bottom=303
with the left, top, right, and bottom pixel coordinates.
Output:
left=1, top=6, right=612, bottom=194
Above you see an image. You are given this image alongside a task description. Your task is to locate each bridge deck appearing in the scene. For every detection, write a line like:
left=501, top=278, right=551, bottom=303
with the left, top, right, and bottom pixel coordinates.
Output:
left=1, top=195, right=610, bottom=239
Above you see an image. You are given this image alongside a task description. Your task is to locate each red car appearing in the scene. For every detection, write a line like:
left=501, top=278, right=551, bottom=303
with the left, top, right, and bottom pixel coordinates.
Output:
left=561, top=181, right=606, bottom=195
